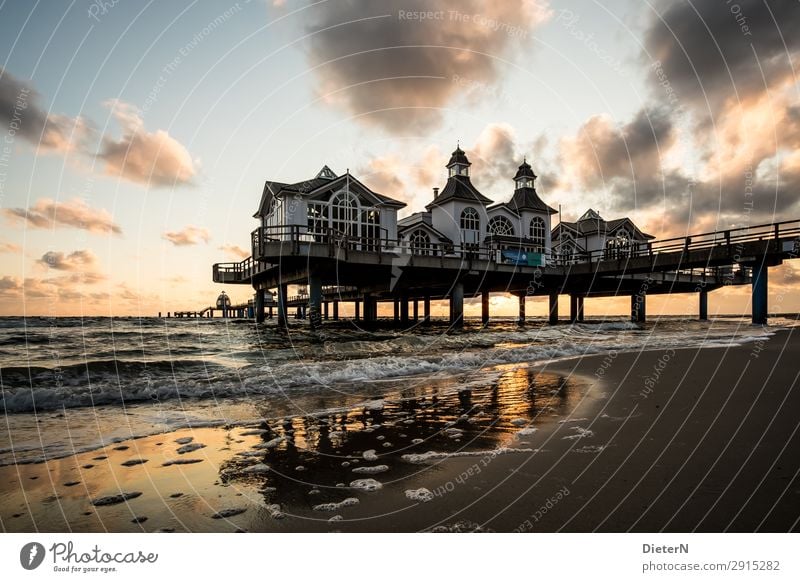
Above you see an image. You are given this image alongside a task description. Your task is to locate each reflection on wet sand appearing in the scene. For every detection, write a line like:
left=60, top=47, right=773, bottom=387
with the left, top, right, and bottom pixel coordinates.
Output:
left=219, top=366, right=586, bottom=517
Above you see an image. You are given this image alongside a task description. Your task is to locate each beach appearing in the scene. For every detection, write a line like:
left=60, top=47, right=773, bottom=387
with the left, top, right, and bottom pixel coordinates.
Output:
left=2, top=322, right=797, bottom=533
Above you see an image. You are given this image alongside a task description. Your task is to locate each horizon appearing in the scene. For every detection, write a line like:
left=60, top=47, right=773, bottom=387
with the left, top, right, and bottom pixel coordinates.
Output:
left=2, top=0, right=799, bottom=317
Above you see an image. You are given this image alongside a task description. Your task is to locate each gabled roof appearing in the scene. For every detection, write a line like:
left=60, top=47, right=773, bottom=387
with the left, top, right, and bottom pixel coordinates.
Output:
left=253, top=180, right=289, bottom=218
left=398, top=211, right=432, bottom=228
left=398, top=219, right=452, bottom=243
left=506, top=187, right=557, bottom=214
left=426, top=174, right=493, bottom=210
left=553, top=211, right=655, bottom=240
left=253, top=167, right=406, bottom=217
left=304, top=173, right=406, bottom=208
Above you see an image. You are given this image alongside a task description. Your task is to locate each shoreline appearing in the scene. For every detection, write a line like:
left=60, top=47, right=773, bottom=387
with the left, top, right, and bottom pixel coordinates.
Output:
left=1, top=328, right=798, bottom=532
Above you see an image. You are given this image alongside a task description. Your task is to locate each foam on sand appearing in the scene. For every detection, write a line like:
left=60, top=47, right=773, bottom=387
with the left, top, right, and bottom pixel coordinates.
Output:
left=352, top=465, right=389, bottom=474
left=562, top=427, right=593, bottom=440
left=402, top=447, right=536, bottom=464
left=313, top=498, right=359, bottom=511
left=405, top=488, right=434, bottom=502
left=362, top=449, right=378, bottom=461
left=349, top=478, right=383, bottom=491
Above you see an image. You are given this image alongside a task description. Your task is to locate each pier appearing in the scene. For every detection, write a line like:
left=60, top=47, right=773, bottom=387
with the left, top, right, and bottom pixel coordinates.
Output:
left=199, top=151, right=800, bottom=329
left=211, top=219, right=799, bottom=328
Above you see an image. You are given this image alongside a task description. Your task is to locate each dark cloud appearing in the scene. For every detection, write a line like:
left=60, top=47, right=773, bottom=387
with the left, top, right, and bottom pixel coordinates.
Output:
left=559, top=107, right=675, bottom=202
left=0, top=68, right=91, bottom=151
left=306, top=0, right=551, bottom=133
left=644, top=0, right=800, bottom=110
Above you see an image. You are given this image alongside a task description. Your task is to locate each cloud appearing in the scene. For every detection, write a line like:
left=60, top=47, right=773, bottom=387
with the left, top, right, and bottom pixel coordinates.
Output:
left=163, top=225, right=211, bottom=246
left=3, top=197, right=122, bottom=235
left=0, top=68, right=92, bottom=153
left=644, top=0, right=800, bottom=111
left=218, top=244, right=250, bottom=259
left=306, top=0, right=552, bottom=133
left=33, top=250, right=109, bottom=288
left=0, top=242, right=21, bottom=253
left=98, top=99, right=197, bottom=186
left=37, top=249, right=97, bottom=271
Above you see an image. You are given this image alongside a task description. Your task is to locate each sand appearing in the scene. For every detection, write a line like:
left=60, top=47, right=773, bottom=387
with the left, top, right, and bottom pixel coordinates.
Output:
left=2, top=328, right=798, bottom=532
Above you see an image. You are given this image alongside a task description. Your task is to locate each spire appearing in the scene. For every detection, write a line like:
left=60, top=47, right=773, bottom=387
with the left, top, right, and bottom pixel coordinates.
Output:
left=513, top=158, right=537, bottom=189
left=446, top=145, right=471, bottom=178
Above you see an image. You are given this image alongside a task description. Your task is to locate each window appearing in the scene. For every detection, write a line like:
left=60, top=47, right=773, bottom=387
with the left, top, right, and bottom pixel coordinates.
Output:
left=362, top=209, right=381, bottom=250
left=460, top=207, right=479, bottom=231
left=330, top=190, right=359, bottom=237
left=487, top=215, right=515, bottom=237
left=560, top=242, right=575, bottom=263
left=307, top=202, right=328, bottom=240
left=409, top=229, right=431, bottom=255
left=529, top=217, right=546, bottom=251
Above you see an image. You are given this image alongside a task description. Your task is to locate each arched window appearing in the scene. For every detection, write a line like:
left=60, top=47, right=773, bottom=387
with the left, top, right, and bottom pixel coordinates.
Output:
left=487, top=215, right=515, bottom=237
left=529, top=217, right=546, bottom=251
left=409, top=229, right=431, bottom=255
left=460, top=207, right=479, bottom=231
left=560, top=242, right=575, bottom=263
left=330, top=190, right=359, bottom=236
left=460, top=207, right=480, bottom=245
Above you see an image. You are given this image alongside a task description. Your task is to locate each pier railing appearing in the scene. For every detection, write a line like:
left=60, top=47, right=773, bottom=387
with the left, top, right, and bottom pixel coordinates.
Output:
left=213, top=219, right=800, bottom=284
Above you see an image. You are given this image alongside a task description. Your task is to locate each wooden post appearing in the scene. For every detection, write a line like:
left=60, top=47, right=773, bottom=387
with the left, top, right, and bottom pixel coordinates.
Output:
left=481, top=291, right=490, bottom=326
left=309, top=273, right=323, bottom=330
left=450, top=282, right=464, bottom=329
left=517, top=293, right=525, bottom=326
left=255, top=289, right=265, bottom=323
left=752, top=260, right=768, bottom=324
left=324, top=301, right=329, bottom=320
left=577, top=296, right=584, bottom=322
left=699, top=289, right=708, bottom=321
left=393, top=299, right=400, bottom=322
left=413, top=299, right=419, bottom=321
left=277, top=284, right=288, bottom=329
left=423, top=295, right=431, bottom=325
left=548, top=293, right=559, bottom=325
left=631, top=293, right=646, bottom=323
left=333, top=300, right=339, bottom=321
left=354, top=299, right=361, bottom=321
left=570, top=295, right=579, bottom=324
left=400, top=295, right=409, bottom=325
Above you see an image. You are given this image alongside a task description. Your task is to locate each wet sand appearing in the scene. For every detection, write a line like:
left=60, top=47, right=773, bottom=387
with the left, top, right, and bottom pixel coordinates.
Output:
left=2, top=328, right=798, bottom=532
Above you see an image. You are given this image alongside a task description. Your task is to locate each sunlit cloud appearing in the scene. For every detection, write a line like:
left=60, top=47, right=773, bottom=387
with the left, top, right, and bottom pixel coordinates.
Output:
left=3, top=197, right=122, bottom=235
left=163, top=225, right=211, bottom=246
left=98, top=99, right=197, bottom=187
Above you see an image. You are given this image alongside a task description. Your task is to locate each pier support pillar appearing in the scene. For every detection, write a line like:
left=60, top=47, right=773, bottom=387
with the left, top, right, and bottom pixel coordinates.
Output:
left=631, top=293, right=647, bottom=323
left=423, top=295, right=431, bottom=325
left=323, top=302, right=329, bottom=320
left=517, top=294, right=526, bottom=326
left=400, top=296, right=410, bottom=325
left=699, top=289, right=708, bottom=321
left=450, top=282, right=464, bottom=329
left=413, top=299, right=419, bottom=322
left=354, top=299, right=361, bottom=321
left=308, top=274, right=323, bottom=329
left=277, top=284, right=289, bottom=329
left=393, top=300, right=400, bottom=323
left=333, top=300, right=339, bottom=321
left=255, top=289, right=265, bottom=323
left=752, top=260, right=768, bottom=325
left=548, top=293, right=559, bottom=325
left=570, top=295, right=585, bottom=324
left=481, top=291, right=490, bottom=326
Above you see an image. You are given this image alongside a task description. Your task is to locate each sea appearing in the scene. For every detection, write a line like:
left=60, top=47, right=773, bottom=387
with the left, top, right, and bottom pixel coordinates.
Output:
left=0, top=315, right=795, bottom=467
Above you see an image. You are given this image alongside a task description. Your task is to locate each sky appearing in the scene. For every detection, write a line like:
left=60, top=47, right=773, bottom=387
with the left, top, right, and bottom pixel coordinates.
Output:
left=0, top=0, right=798, bottom=317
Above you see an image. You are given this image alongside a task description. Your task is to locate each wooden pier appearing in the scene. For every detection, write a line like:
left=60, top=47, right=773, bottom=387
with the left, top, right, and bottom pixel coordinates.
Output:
left=209, top=220, right=800, bottom=328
